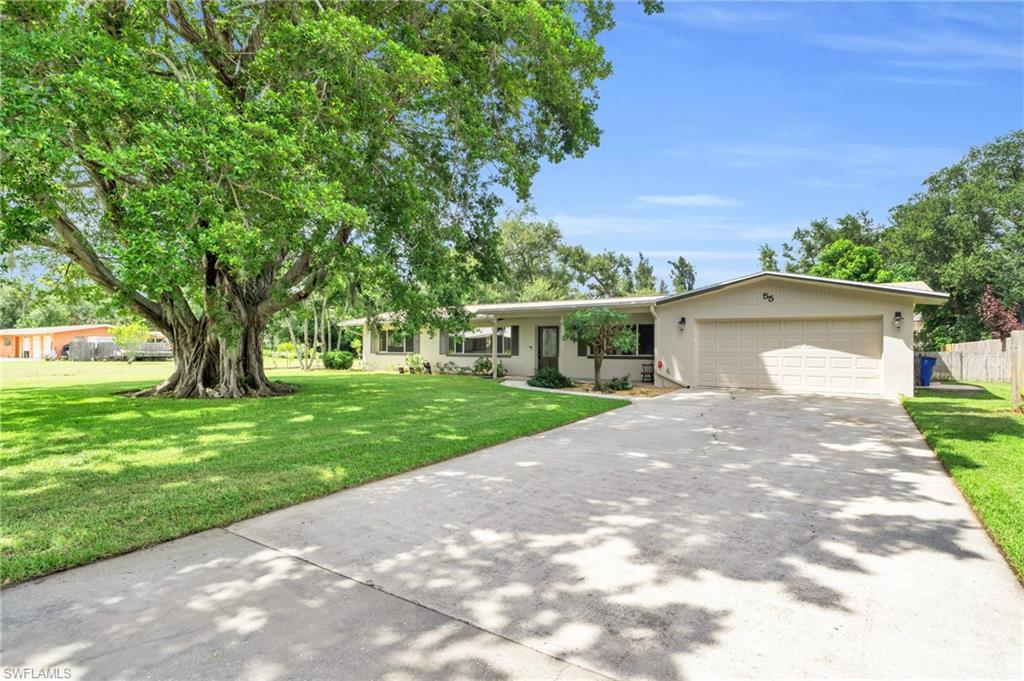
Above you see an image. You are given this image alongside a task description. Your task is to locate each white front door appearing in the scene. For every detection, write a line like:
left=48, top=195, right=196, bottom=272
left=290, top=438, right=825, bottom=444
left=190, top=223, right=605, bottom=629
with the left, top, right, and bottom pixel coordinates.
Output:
left=697, top=317, right=883, bottom=395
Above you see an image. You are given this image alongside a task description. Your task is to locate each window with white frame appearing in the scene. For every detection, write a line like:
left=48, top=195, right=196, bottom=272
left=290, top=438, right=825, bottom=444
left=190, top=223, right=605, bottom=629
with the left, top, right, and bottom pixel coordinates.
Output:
left=449, top=326, right=513, bottom=355
left=377, top=330, right=415, bottom=353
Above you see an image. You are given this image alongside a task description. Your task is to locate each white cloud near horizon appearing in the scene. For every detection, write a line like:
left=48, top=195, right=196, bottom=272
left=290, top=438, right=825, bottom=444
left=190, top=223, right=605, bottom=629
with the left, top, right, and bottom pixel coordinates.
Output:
left=637, top=194, right=740, bottom=207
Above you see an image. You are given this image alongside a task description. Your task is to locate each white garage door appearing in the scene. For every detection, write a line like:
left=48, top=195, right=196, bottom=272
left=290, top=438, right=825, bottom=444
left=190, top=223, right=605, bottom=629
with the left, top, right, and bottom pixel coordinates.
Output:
left=697, top=318, right=882, bottom=395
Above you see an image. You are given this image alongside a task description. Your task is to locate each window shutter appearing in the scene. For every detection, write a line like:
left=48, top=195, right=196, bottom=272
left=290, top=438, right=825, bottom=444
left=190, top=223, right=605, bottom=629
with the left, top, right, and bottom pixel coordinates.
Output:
left=439, top=331, right=449, bottom=355
left=410, top=334, right=420, bottom=353
left=510, top=326, right=519, bottom=356
left=578, top=340, right=588, bottom=357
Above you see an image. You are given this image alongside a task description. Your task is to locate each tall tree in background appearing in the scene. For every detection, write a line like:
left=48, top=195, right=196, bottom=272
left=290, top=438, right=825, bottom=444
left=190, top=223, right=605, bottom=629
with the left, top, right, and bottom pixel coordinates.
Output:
left=563, top=247, right=634, bottom=298
left=883, top=130, right=1024, bottom=345
left=669, top=256, right=696, bottom=293
left=2, top=1, right=653, bottom=397
left=478, top=211, right=573, bottom=303
left=781, top=212, right=881, bottom=273
left=758, top=243, right=779, bottom=272
left=633, top=253, right=657, bottom=293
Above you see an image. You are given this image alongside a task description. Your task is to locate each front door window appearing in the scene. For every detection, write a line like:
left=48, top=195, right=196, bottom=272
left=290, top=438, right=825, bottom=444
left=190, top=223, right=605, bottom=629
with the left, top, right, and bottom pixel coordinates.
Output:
left=538, top=326, right=559, bottom=371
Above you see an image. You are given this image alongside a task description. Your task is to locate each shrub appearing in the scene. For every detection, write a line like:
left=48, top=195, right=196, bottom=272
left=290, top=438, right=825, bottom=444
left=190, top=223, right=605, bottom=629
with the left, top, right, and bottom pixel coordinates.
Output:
left=322, top=350, right=354, bottom=370
left=404, top=353, right=424, bottom=373
left=470, top=358, right=508, bottom=378
left=527, top=367, right=574, bottom=389
left=604, top=375, right=632, bottom=391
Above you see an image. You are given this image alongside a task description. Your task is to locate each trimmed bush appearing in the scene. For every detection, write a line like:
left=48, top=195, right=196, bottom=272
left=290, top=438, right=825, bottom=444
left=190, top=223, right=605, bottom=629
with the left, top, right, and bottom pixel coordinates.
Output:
left=527, top=367, right=575, bottom=389
left=322, top=350, right=354, bottom=370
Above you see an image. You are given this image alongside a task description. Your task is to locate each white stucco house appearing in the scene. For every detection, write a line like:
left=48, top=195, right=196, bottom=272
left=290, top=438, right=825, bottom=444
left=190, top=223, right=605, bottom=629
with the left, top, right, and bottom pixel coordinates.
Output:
left=345, top=271, right=948, bottom=399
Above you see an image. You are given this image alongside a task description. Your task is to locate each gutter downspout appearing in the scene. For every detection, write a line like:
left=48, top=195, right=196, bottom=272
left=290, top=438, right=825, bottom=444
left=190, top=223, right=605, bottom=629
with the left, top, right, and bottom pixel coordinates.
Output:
left=649, top=304, right=689, bottom=388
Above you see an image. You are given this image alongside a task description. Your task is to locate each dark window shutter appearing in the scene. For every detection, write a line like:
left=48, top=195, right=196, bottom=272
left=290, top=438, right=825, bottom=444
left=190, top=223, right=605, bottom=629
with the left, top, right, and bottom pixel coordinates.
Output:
left=439, top=331, right=448, bottom=355
left=410, top=334, right=419, bottom=353
left=510, top=326, right=519, bottom=356
left=376, top=332, right=384, bottom=353
left=578, top=340, right=588, bottom=357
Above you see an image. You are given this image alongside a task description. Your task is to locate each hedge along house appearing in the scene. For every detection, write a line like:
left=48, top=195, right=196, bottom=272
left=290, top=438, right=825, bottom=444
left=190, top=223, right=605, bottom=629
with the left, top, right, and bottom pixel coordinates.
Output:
left=347, top=272, right=949, bottom=398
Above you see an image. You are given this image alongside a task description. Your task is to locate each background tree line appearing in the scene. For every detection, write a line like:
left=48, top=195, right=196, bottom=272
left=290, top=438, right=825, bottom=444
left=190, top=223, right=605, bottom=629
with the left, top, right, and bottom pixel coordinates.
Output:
left=4, top=129, right=1020, bottom=354
left=758, top=130, right=1023, bottom=348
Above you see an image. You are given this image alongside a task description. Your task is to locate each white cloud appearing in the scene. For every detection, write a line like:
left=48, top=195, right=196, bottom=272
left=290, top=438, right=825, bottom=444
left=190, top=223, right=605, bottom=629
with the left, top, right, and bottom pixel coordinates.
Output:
left=666, top=5, right=792, bottom=32
left=636, top=194, right=740, bottom=207
left=791, top=178, right=869, bottom=190
left=813, top=29, right=1022, bottom=70
left=636, top=249, right=758, bottom=261
left=876, top=75, right=977, bottom=87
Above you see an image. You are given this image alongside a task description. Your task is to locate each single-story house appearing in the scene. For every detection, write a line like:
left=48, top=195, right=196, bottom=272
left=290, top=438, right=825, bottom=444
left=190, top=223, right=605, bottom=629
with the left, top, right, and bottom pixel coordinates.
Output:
left=0, top=324, right=115, bottom=359
left=345, top=271, right=949, bottom=398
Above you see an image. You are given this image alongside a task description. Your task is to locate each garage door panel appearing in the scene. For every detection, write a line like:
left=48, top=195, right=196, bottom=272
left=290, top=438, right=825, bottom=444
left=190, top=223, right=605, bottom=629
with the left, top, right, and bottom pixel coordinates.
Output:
left=697, top=317, right=882, bottom=395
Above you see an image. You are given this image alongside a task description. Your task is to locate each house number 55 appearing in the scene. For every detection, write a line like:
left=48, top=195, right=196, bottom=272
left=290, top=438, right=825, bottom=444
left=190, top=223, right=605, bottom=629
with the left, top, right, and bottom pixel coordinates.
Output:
left=762, top=292, right=775, bottom=302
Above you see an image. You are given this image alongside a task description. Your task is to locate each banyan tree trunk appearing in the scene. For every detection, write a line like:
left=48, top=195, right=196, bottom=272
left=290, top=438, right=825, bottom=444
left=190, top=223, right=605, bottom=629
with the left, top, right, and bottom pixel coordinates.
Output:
left=131, top=312, right=294, bottom=398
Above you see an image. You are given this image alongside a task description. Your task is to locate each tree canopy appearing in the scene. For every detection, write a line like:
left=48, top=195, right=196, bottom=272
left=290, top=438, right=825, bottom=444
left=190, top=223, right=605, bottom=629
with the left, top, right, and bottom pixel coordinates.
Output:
left=764, top=130, right=1023, bottom=347
left=809, top=239, right=893, bottom=283
left=561, top=307, right=635, bottom=388
left=1, top=0, right=656, bottom=396
left=669, top=256, right=696, bottom=293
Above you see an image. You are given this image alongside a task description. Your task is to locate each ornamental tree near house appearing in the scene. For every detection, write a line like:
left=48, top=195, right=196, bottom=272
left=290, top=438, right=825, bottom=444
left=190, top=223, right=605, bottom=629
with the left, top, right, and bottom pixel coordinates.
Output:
left=111, top=320, right=150, bottom=365
left=562, top=308, right=636, bottom=389
left=976, top=285, right=1023, bottom=339
left=2, top=1, right=658, bottom=397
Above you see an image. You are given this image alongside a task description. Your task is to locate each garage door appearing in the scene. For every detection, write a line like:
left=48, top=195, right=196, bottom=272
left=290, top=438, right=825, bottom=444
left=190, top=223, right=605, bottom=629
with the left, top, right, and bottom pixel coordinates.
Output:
left=697, top=318, right=882, bottom=395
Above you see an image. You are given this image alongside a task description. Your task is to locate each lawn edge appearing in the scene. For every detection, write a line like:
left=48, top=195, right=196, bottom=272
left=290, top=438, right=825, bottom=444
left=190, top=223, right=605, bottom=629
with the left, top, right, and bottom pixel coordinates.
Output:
left=2, top=391, right=629, bottom=588
left=900, top=396, right=1024, bottom=586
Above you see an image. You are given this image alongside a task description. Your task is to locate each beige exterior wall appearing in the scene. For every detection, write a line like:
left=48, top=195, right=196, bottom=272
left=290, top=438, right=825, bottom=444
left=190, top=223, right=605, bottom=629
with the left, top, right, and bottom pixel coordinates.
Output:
left=361, top=310, right=656, bottom=381
left=653, top=278, right=916, bottom=398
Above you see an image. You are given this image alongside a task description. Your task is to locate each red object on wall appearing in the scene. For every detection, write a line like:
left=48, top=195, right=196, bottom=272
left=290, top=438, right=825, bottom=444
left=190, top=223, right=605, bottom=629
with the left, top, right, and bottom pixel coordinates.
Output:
left=657, top=359, right=663, bottom=369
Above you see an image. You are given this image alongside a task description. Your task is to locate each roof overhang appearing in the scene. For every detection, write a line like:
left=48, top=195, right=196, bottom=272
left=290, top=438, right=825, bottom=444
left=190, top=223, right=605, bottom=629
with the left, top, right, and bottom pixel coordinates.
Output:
left=339, top=295, right=662, bottom=327
left=655, top=271, right=949, bottom=307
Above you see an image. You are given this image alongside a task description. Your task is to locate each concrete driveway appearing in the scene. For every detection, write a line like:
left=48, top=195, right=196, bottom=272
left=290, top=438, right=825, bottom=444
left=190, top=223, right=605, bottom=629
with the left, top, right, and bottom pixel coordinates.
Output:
left=3, top=390, right=1022, bottom=680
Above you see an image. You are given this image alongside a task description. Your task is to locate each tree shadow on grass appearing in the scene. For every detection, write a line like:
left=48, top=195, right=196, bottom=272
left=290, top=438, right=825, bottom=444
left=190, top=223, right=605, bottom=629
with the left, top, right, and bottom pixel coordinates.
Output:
left=1, top=389, right=1017, bottom=680
left=1, top=374, right=620, bottom=583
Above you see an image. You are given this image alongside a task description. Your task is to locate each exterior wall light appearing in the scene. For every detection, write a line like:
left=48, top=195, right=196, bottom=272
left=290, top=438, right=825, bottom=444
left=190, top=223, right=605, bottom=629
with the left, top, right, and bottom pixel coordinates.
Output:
left=893, top=311, right=903, bottom=329
left=678, top=316, right=687, bottom=332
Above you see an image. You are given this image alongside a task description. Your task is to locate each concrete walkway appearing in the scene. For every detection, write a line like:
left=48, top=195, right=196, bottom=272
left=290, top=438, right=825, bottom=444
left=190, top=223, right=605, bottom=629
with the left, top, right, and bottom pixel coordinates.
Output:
left=4, top=390, right=1022, bottom=680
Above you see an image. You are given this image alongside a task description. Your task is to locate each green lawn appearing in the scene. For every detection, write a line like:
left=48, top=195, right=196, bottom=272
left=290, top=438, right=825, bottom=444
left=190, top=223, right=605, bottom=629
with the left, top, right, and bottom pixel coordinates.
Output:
left=903, top=383, right=1024, bottom=578
left=1, top=361, right=624, bottom=584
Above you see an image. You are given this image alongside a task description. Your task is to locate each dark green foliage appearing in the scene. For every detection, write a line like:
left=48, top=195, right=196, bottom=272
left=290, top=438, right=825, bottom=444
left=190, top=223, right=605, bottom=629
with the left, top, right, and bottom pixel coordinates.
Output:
left=669, top=256, right=696, bottom=293
left=321, top=350, right=354, bottom=370
left=604, top=375, right=633, bottom=391
left=528, top=367, right=575, bottom=389
left=782, top=212, right=882, bottom=273
left=2, top=0, right=639, bottom=396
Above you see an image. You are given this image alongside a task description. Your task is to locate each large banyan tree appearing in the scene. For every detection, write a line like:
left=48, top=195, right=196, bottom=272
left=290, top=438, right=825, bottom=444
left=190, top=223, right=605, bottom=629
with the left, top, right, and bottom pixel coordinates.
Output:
left=1, top=0, right=659, bottom=397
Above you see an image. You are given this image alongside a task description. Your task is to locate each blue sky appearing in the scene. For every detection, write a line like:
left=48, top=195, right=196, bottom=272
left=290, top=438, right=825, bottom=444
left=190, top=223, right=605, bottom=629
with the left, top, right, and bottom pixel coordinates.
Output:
left=518, top=1, right=1023, bottom=287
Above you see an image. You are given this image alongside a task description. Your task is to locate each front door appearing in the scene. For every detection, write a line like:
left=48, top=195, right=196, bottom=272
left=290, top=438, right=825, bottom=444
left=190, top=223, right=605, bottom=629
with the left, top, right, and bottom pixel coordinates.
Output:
left=537, top=326, right=559, bottom=371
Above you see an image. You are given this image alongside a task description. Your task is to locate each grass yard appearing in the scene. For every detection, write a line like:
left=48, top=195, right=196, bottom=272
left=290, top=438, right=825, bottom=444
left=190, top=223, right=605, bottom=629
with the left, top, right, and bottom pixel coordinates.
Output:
left=1, top=360, right=625, bottom=584
left=903, top=383, right=1024, bottom=578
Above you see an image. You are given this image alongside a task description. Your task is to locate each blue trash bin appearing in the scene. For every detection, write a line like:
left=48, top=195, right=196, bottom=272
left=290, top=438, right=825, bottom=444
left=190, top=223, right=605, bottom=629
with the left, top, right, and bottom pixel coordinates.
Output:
left=920, top=356, right=937, bottom=387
